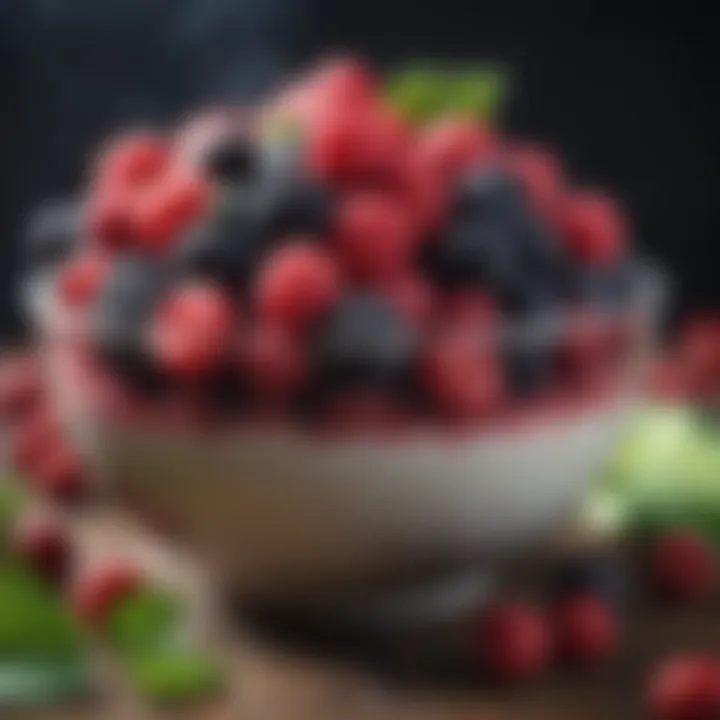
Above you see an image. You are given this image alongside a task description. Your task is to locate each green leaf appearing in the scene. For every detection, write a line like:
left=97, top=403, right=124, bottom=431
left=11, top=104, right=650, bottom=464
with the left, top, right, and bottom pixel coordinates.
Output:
left=104, top=587, right=182, bottom=656
left=129, top=651, right=223, bottom=704
left=0, top=564, right=83, bottom=662
left=385, top=63, right=511, bottom=126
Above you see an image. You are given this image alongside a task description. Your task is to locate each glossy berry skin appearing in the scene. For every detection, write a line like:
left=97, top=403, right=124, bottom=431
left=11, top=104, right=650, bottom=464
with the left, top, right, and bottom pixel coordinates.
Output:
left=647, top=656, right=720, bottom=720
left=649, top=531, right=716, bottom=603
left=559, top=192, right=627, bottom=268
left=23, top=199, right=80, bottom=271
left=317, top=293, right=417, bottom=392
left=12, top=513, right=72, bottom=584
left=551, top=593, right=620, bottom=666
left=151, top=283, right=236, bottom=380
left=550, top=555, right=630, bottom=610
left=73, top=562, right=142, bottom=627
left=334, top=193, right=415, bottom=282
left=255, top=241, right=341, bottom=330
left=474, top=602, right=551, bottom=684
left=59, top=254, right=111, bottom=308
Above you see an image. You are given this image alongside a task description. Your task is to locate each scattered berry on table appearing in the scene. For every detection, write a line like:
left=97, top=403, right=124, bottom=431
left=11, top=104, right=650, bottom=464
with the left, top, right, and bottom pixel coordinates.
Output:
left=648, top=531, right=716, bottom=603
left=551, top=593, right=620, bottom=666
left=474, top=602, right=551, bottom=684
left=646, top=656, right=720, bottom=720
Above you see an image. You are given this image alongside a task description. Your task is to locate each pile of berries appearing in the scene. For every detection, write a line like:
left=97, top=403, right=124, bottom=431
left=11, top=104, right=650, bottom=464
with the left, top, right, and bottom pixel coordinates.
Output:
left=24, top=57, right=640, bottom=429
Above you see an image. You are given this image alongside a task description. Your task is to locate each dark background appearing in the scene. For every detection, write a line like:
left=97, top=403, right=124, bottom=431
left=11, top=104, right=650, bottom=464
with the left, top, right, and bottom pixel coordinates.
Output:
left=1, top=0, right=717, bottom=340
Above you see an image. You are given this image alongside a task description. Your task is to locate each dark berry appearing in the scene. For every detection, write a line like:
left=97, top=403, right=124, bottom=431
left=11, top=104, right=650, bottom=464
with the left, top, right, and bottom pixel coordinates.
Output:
left=550, top=555, right=631, bottom=609
left=453, top=167, right=526, bottom=223
left=92, top=256, right=168, bottom=389
left=23, top=200, right=80, bottom=271
left=317, top=292, right=417, bottom=392
left=474, top=602, right=551, bottom=684
left=505, top=343, right=556, bottom=398
left=551, top=593, right=620, bottom=666
left=647, top=656, right=720, bottom=720
left=649, top=531, right=716, bottom=603
left=173, top=212, right=266, bottom=288
left=202, top=136, right=258, bottom=184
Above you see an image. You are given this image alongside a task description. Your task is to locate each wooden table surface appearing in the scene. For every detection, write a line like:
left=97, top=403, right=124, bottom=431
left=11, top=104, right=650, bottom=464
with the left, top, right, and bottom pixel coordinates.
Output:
left=4, top=506, right=715, bottom=720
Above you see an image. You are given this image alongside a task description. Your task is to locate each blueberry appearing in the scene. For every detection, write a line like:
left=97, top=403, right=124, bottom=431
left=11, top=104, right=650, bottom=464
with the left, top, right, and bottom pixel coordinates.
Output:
left=271, top=178, right=335, bottom=238
left=172, top=212, right=266, bottom=288
left=92, top=257, right=168, bottom=392
left=202, top=136, right=258, bottom=185
left=453, top=168, right=525, bottom=222
left=316, top=293, right=417, bottom=391
left=550, top=555, right=632, bottom=609
left=22, top=200, right=80, bottom=272
left=428, top=217, right=519, bottom=290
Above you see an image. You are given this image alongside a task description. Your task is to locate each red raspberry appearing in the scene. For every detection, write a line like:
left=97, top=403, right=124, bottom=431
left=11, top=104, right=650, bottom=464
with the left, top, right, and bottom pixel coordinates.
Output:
left=241, top=323, right=308, bottom=396
left=418, top=118, right=495, bottom=183
left=474, top=602, right=551, bottom=683
left=551, top=593, right=620, bottom=666
left=334, top=194, right=415, bottom=281
left=395, top=154, right=449, bottom=234
left=306, top=103, right=367, bottom=184
left=255, top=241, right=341, bottom=330
left=151, top=283, right=236, bottom=380
left=12, top=512, right=72, bottom=584
left=385, top=273, right=436, bottom=327
left=73, top=561, right=142, bottom=627
left=423, top=336, right=505, bottom=420
left=507, top=143, right=565, bottom=212
left=559, top=191, right=627, bottom=267
left=134, top=171, right=210, bottom=253
left=649, top=531, right=716, bottom=602
left=96, top=133, right=169, bottom=189
left=307, top=56, right=377, bottom=109
left=88, top=189, right=136, bottom=250
left=10, top=411, right=61, bottom=476
left=647, top=656, right=720, bottom=720
left=34, top=444, right=88, bottom=502
left=0, top=356, right=42, bottom=420
left=59, top=254, right=111, bottom=308
left=352, top=107, right=410, bottom=182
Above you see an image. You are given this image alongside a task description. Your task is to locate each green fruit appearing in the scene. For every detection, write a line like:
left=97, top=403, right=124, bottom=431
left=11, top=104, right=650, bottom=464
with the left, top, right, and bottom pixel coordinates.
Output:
left=129, top=651, right=223, bottom=704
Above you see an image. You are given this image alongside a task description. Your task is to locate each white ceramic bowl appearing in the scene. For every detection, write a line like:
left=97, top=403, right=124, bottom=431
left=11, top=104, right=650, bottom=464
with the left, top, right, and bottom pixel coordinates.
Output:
left=31, top=268, right=664, bottom=601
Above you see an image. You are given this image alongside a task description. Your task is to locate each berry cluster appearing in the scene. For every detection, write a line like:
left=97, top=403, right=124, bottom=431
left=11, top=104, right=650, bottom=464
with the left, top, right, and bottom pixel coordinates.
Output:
left=26, top=57, right=639, bottom=429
